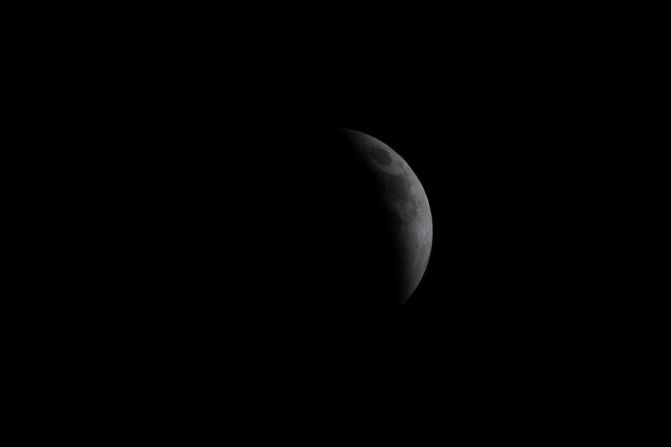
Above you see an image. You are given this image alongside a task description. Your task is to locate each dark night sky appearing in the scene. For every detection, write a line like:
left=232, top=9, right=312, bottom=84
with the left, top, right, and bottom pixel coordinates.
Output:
left=51, top=11, right=649, bottom=424
left=99, top=44, right=622, bottom=361
left=14, top=4, right=659, bottom=437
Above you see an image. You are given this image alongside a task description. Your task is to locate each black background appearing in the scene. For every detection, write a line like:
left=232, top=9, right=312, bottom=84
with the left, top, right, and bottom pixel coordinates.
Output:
left=24, top=7, right=659, bottom=432
left=84, top=58, right=622, bottom=390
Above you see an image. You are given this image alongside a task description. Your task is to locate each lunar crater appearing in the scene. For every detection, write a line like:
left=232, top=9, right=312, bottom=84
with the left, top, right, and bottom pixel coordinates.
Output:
left=370, top=146, right=392, bottom=165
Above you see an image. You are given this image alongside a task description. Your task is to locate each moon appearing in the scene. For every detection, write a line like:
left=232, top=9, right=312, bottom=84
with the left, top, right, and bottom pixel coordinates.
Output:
left=341, top=129, right=433, bottom=305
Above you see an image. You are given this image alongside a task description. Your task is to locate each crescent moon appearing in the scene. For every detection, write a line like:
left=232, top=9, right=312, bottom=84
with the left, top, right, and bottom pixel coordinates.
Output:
left=342, top=129, right=433, bottom=305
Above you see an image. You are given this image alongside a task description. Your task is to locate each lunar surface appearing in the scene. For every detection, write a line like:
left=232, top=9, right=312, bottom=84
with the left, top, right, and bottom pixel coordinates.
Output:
left=341, top=129, right=433, bottom=305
